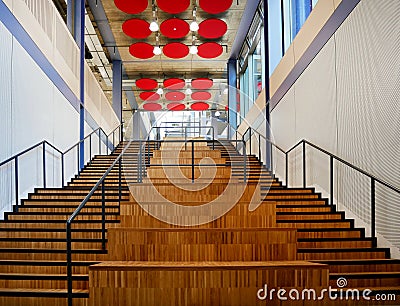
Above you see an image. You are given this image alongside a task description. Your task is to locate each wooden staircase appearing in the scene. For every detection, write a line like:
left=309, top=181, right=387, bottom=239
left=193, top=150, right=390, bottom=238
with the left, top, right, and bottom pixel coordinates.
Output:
left=0, top=139, right=398, bottom=305
left=0, top=141, right=143, bottom=305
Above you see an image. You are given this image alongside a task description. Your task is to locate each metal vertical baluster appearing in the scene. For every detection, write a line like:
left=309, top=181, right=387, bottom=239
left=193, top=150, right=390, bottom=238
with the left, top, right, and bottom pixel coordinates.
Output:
left=191, top=140, right=195, bottom=183
left=77, top=145, right=80, bottom=175
left=66, top=222, right=72, bottom=306
left=101, top=181, right=106, bottom=250
left=303, top=141, right=306, bottom=188
left=43, top=142, right=46, bottom=188
left=330, top=156, right=334, bottom=205
left=15, top=157, right=19, bottom=212
left=99, top=130, right=101, bottom=155
left=61, top=154, right=65, bottom=187
left=243, top=140, right=247, bottom=183
left=371, top=178, right=376, bottom=247
left=285, top=152, right=288, bottom=187
left=259, top=134, right=261, bottom=161
left=118, top=158, right=122, bottom=214
left=89, top=134, right=92, bottom=161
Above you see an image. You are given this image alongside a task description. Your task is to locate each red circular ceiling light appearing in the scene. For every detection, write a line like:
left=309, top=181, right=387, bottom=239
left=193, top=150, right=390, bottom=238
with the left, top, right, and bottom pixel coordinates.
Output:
left=192, top=78, right=213, bottom=89
left=114, top=0, right=148, bottom=14
left=191, top=91, right=212, bottom=100
left=198, top=19, right=227, bottom=39
left=165, top=91, right=185, bottom=101
left=167, top=102, right=186, bottom=111
left=199, top=0, right=232, bottom=14
left=164, top=78, right=185, bottom=90
left=163, top=42, right=189, bottom=59
left=143, top=103, right=162, bottom=111
left=157, top=0, right=190, bottom=14
left=225, top=105, right=229, bottom=111
left=198, top=42, right=223, bottom=58
left=160, top=18, right=189, bottom=39
left=191, top=102, right=210, bottom=111
left=122, top=19, right=151, bottom=39
left=136, top=78, right=158, bottom=90
left=129, top=42, right=154, bottom=59
left=140, top=92, right=160, bottom=101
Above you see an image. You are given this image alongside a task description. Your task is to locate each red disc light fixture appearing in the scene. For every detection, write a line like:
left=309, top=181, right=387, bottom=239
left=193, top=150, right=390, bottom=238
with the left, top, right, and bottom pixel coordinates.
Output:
left=143, top=103, right=162, bottom=111
left=199, top=0, right=233, bottom=14
left=165, top=91, right=185, bottom=101
left=122, top=19, right=151, bottom=39
left=191, top=91, right=212, bottom=100
left=129, top=42, right=154, bottom=59
left=157, top=0, right=189, bottom=14
left=160, top=18, right=189, bottom=39
left=139, top=92, right=160, bottom=101
left=198, top=19, right=227, bottom=39
left=136, top=78, right=158, bottom=90
left=114, top=0, right=148, bottom=14
left=167, top=102, right=186, bottom=111
left=198, top=42, right=223, bottom=58
left=164, top=78, right=185, bottom=90
left=192, top=78, right=213, bottom=90
left=163, top=42, right=189, bottom=59
left=191, top=102, right=209, bottom=111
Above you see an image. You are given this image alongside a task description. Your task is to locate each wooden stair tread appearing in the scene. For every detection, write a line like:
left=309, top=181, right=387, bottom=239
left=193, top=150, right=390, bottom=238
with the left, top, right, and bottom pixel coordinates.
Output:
left=0, top=272, right=88, bottom=279
left=330, top=272, right=400, bottom=277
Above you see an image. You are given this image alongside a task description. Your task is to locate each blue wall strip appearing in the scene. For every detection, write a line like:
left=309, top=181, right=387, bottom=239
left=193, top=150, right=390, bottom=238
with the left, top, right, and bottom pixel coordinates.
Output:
left=0, top=0, right=80, bottom=112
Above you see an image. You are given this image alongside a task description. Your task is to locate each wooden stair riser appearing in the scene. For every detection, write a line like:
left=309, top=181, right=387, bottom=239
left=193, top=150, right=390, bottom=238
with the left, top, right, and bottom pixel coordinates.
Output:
left=5, top=215, right=119, bottom=221
left=298, top=240, right=373, bottom=248
left=0, top=278, right=88, bottom=290
left=0, top=253, right=107, bottom=261
left=277, top=214, right=344, bottom=221
left=329, top=277, right=400, bottom=287
left=297, top=230, right=363, bottom=239
left=277, top=221, right=352, bottom=228
left=17, top=207, right=119, bottom=213
left=0, top=264, right=89, bottom=275
left=108, top=228, right=297, bottom=261
left=298, top=251, right=388, bottom=260
left=0, top=296, right=88, bottom=306
left=324, top=261, right=400, bottom=273
left=0, top=231, right=104, bottom=240
left=277, top=206, right=333, bottom=212
left=0, top=241, right=104, bottom=249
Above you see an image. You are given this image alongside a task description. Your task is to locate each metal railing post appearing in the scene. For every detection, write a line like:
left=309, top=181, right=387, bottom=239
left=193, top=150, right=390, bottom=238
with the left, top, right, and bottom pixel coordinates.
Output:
left=212, top=127, right=215, bottom=150
left=285, top=152, right=288, bottom=187
left=15, top=157, right=19, bottom=212
left=249, top=128, right=252, bottom=156
left=191, top=140, right=195, bottom=183
left=258, top=134, right=261, bottom=160
left=118, top=158, right=122, bottom=214
left=89, top=134, right=92, bottom=161
left=77, top=145, right=80, bottom=175
left=43, top=142, right=46, bottom=188
left=112, top=131, right=115, bottom=150
left=185, top=127, right=187, bottom=150
left=101, top=181, right=106, bottom=250
left=371, top=178, right=376, bottom=247
left=303, top=141, right=306, bottom=188
left=147, top=140, right=150, bottom=166
left=330, top=156, right=334, bottom=205
left=138, top=142, right=142, bottom=183
left=106, top=136, right=109, bottom=155
left=243, top=140, right=247, bottom=183
left=99, top=130, right=102, bottom=155
left=66, top=221, right=72, bottom=306
left=61, top=154, right=65, bottom=187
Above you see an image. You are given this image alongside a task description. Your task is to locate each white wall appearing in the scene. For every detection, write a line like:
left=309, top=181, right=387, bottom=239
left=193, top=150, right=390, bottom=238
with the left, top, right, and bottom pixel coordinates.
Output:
left=269, top=0, right=400, bottom=255
left=0, top=21, right=79, bottom=217
left=0, top=0, right=120, bottom=217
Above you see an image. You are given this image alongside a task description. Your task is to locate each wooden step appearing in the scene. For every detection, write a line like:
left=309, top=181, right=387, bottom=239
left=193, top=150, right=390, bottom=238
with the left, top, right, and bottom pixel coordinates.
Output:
left=277, top=220, right=353, bottom=228
left=297, top=248, right=390, bottom=260
left=329, top=272, right=400, bottom=287
left=276, top=211, right=344, bottom=220
left=0, top=273, right=88, bottom=289
left=311, top=259, right=400, bottom=273
left=297, top=237, right=374, bottom=248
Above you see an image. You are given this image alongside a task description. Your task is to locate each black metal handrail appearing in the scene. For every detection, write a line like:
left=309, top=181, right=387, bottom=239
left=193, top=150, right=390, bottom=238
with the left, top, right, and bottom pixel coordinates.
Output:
left=0, top=124, right=123, bottom=211
left=136, top=139, right=247, bottom=183
left=235, top=127, right=400, bottom=247
left=148, top=125, right=216, bottom=149
left=66, top=141, right=126, bottom=306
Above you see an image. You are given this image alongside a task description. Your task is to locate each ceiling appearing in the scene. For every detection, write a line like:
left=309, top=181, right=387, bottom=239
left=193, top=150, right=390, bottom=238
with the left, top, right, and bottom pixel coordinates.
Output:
left=98, top=0, right=247, bottom=112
